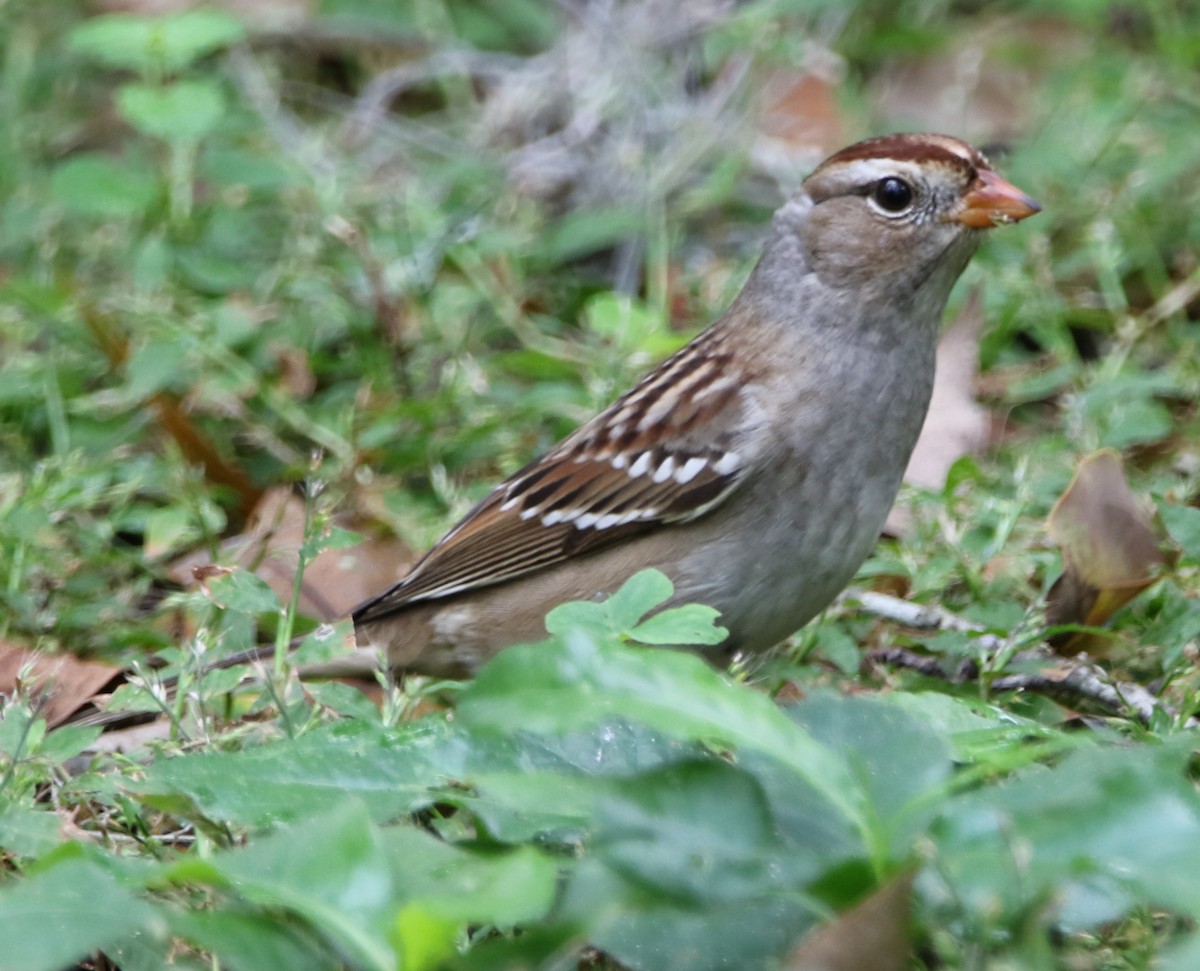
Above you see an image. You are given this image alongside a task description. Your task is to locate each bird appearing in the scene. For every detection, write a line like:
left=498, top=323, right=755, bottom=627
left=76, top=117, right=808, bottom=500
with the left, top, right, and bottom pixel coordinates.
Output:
left=346, top=132, right=1041, bottom=678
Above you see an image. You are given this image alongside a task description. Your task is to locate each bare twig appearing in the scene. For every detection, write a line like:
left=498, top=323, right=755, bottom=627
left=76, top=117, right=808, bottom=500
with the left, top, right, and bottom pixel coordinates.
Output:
left=855, top=590, right=1186, bottom=726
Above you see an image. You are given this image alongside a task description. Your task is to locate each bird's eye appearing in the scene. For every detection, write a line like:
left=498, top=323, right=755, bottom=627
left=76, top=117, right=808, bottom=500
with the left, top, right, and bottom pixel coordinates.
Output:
left=871, top=177, right=914, bottom=213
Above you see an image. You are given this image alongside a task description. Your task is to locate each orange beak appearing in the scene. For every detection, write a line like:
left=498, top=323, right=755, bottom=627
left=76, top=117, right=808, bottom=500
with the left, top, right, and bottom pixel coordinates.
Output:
left=954, top=168, right=1041, bottom=228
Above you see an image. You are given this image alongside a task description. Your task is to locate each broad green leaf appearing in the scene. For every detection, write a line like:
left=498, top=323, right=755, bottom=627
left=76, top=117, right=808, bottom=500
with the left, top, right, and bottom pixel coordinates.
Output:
left=50, top=154, right=157, bottom=218
left=201, top=567, right=281, bottom=615
left=304, top=680, right=384, bottom=721
left=813, top=624, right=861, bottom=675
left=382, top=827, right=557, bottom=926
left=563, top=856, right=815, bottom=971
left=68, top=11, right=244, bottom=73
left=0, top=858, right=159, bottom=971
left=169, top=909, right=339, bottom=971
left=592, top=759, right=801, bottom=904
left=463, top=718, right=704, bottom=840
left=118, top=80, right=226, bottom=143
left=458, top=632, right=880, bottom=864
left=143, top=505, right=199, bottom=559
left=173, top=801, right=396, bottom=971
left=628, top=604, right=727, bottom=646
left=584, top=293, right=662, bottom=351
left=934, top=741, right=1200, bottom=927
left=138, top=720, right=470, bottom=826
left=35, top=723, right=101, bottom=763
left=545, top=568, right=673, bottom=640
left=1161, top=930, right=1200, bottom=971
left=392, top=905, right=459, bottom=971
left=0, top=703, right=44, bottom=757
left=790, top=694, right=953, bottom=827
left=104, top=681, right=166, bottom=715
left=123, top=336, right=192, bottom=400
left=605, top=568, right=674, bottom=628
left=1159, top=500, right=1200, bottom=563
left=0, top=803, right=61, bottom=857
left=292, top=619, right=358, bottom=668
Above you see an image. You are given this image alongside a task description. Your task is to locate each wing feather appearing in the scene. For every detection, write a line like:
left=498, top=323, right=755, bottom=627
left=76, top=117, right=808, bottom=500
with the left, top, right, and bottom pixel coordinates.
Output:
left=353, top=325, right=757, bottom=625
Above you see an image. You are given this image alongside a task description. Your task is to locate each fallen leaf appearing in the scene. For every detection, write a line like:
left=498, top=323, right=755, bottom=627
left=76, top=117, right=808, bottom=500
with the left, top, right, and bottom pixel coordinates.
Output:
left=868, top=17, right=1080, bottom=142
left=1046, top=449, right=1169, bottom=651
left=171, top=486, right=413, bottom=621
left=785, top=872, right=913, bottom=971
left=753, top=63, right=848, bottom=182
left=0, top=642, right=121, bottom=728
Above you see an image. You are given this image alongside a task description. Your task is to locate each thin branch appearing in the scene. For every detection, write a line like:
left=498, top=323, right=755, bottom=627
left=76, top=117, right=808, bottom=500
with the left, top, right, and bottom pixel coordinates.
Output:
left=855, top=591, right=1186, bottom=726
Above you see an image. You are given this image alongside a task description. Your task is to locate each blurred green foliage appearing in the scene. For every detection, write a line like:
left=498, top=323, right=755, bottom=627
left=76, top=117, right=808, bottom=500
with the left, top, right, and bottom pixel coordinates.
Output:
left=1, top=0, right=1200, bottom=968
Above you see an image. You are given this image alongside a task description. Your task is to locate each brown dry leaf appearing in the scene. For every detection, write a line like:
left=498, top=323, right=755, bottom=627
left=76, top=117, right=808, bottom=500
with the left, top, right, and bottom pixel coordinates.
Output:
left=1046, top=449, right=1168, bottom=651
left=887, top=294, right=990, bottom=535
left=869, top=17, right=1082, bottom=142
left=785, top=873, right=913, bottom=971
left=276, top=346, right=317, bottom=399
left=0, top=642, right=121, bottom=728
left=171, top=486, right=413, bottom=620
left=753, top=63, right=848, bottom=179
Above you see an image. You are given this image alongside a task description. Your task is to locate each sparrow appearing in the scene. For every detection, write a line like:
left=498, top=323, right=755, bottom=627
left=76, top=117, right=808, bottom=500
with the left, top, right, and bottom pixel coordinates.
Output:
left=347, top=133, right=1040, bottom=677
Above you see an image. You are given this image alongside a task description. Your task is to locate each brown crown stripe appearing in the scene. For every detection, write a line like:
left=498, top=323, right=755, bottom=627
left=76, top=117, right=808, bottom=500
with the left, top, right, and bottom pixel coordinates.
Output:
left=814, top=134, right=983, bottom=177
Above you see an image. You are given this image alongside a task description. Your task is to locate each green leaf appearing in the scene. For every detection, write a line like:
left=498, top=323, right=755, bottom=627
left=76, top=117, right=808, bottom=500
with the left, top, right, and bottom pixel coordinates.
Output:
left=117, top=80, right=226, bottom=143
left=35, top=723, right=102, bottom=763
left=1159, top=500, right=1200, bottom=563
left=68, top=11, right=244, bottom=73
left=0, top=703, right=43, bottom=758
left=935, top=741, right=1200, bottom=927
left=104, top=681, right=166, bottom=715
left=176, top=801, right=396, bottom=971
left=813, top=623, right=862, bottom=675
left=458, top=633, right=880, bottom=864
left=392, top=905, right=459, bottom=971
left=124, top=336, right=192, bottom=399
left=383, top=828, right=557, bottom=926
left=545, top=568, right=671, bottom=640
left=463, top=719, right=706, bottom=841
left=201, top=567, right=281, bottom=615
left=304, top=681, right=384, bottom=721
left=566, top=858, right=815, bottom=971
left=544, top=570, right=726, bottom=646
left=169, top=908, right=340, bottom=971
left=138, top=720, right=463, bottom=826
left=292, top=619, right=358, bottom=668
left=0, top=857, right=159, bottom=971
left=49, top=154, right=157, bottom=218
left=628, top=604, right=727, bottom=646
left=0, top=803, right=62, bottom=857
left=592, top=759, right=797, bottom=904
left=788, top=694, right=954, bottom=851
left=584, top=293, right=662, bottom=352
left=605, top=568, right=674, bottom=626
left=143, top=505, right=200, bottom=558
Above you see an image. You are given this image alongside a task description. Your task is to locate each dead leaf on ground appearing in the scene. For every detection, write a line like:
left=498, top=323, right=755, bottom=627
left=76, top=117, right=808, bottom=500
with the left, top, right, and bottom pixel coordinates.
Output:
left=1046, top=449, right=1169, bottom=652
left=869, top=17, right=1083, bottom=142
left=171, top=486, right=413, bottom=620
left=785, top=872, right=913, bottom=971
left=887, top=293, right=991, bottom=535
left=753, top=61, right=848, bottom=183
left=0, top=642, right=121, bottom=728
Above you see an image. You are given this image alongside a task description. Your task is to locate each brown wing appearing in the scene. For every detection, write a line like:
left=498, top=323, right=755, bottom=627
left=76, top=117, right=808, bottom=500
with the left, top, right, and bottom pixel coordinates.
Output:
left=353, top=328, right=755, bottom=624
